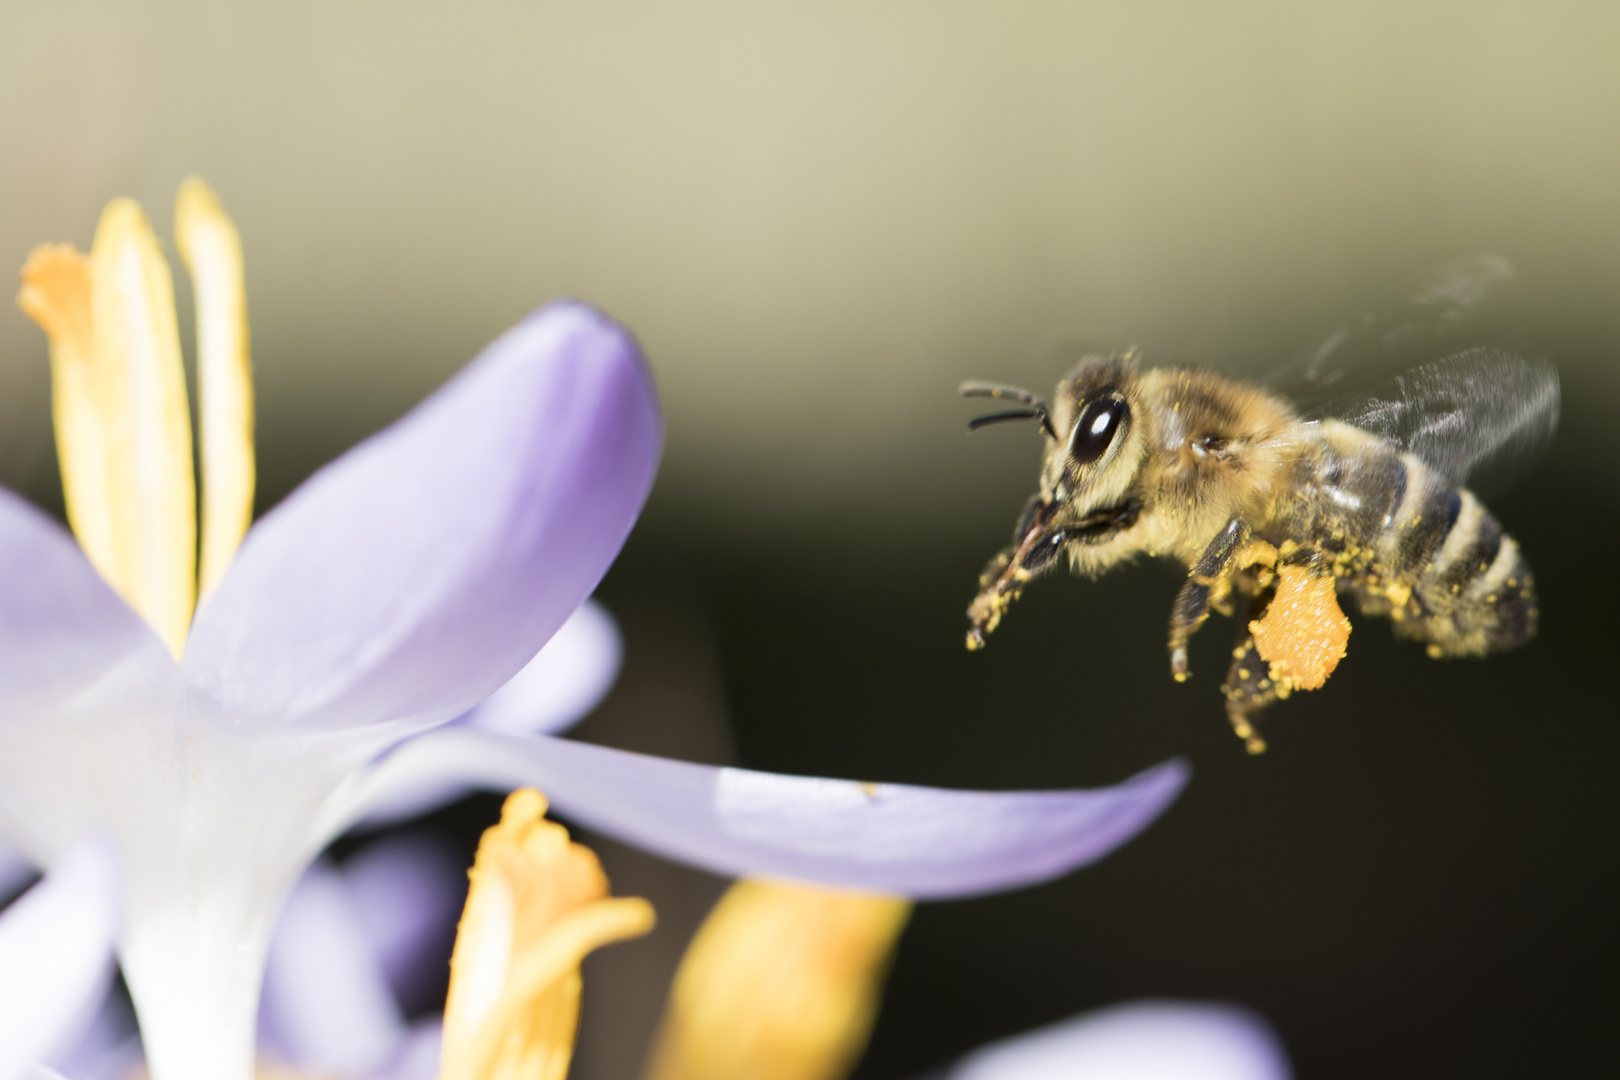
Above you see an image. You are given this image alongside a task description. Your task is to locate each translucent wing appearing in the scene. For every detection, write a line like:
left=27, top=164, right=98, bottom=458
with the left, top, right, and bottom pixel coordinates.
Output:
left=1333, top=348, right=1560, bottom=487
left=1265, top=255, right=1559, bottom=487
left=1267, top=255, right=1516, bottom=400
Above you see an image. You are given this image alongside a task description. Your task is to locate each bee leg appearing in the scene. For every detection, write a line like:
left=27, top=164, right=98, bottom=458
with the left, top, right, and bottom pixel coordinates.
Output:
left=1168, top=518, right=1251, bottom=681
left=1222, top=593, right=1277, bottom=755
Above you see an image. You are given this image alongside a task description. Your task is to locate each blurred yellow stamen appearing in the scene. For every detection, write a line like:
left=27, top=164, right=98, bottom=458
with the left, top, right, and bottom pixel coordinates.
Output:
left=18, top=181, right=258, bottom=656
left=176, top=177, right=255, bottom=604
left=645, top=879, right=912, bottom=1080
left=439, top=789, right=655, bottom=1080
left=91, top=199, right=198, bottom=655
left=18, top=245, right=118, bottom=580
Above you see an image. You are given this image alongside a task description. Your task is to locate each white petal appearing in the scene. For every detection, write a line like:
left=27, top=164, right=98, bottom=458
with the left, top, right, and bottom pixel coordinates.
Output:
left=947, top=1001, right=1292, bottom=1080
left=0, top=842, right=120, bottom=1080
left=261, top=862, right=407, bottom=1074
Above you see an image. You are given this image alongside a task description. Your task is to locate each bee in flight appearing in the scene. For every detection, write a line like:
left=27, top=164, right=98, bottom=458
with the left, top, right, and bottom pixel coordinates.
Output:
left=961, top=348, right=1558, bottom=753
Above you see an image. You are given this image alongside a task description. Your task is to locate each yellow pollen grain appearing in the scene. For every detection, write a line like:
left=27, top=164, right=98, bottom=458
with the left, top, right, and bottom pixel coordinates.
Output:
left=1250, top=566, right=1351, bottom=693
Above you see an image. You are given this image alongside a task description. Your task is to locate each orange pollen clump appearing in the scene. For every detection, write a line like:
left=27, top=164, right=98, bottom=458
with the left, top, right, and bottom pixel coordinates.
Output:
left=1249, top=565, right=1352, bottom=692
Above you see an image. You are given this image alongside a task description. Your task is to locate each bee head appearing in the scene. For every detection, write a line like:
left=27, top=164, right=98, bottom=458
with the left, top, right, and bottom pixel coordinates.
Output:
left=1041, top=353, right=1143, bottom=515
left=962, top=353, right=1147, bottom=646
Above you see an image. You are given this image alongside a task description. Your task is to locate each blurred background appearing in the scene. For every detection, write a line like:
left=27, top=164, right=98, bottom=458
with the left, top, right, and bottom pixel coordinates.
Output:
left=3, top=2, right=1617, bottom=1077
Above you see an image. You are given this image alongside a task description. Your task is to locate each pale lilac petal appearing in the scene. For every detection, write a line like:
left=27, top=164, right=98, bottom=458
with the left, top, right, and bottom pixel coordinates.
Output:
left=0, top=489, right=167, bottom=712
left=467, top=599, right=622, bottom=737
left=21, top=1068, right=71, bottom=1080
left=0, top=841, right=120, bottom=1080
left=946, top=1001, right=1292, bottom=1080
left=47, top=991, right=141, bottom=1080
left=375, top=1021, right=443, bottom=1080
left=260, top=862, right=406, bottom=1074
left=352, top=731, right=1188, bottom=899
left=352, top=600, right=623, bottom=827
left=342, top=834, right=465, bottom=1011
left=184, top=303, right=661, bottom=731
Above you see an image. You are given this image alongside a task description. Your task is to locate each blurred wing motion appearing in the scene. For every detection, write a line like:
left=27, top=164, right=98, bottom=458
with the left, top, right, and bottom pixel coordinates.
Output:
left=1274, top=254, right=1519, bottom=402
left=1263, top=255, right=1558, bottom=487
left=1334, top=347, right=1560, bottom=487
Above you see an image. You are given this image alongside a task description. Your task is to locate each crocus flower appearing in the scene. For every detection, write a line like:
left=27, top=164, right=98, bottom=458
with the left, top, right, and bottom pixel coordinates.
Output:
left=1, top=180, right=1189, bottom=1080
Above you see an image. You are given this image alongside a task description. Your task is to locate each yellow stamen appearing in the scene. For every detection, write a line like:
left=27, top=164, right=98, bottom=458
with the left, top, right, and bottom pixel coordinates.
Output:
left=19, top=181, right=261, bottom=655
left=644, top=879, right=912, bottom=1080
left=90, top=199, right=198, bottom=656
left=439, top=790, right=655, bottom=1080
left=176, top=177, right=255, bottom=604
left=18, top=244, right=119, bottom=580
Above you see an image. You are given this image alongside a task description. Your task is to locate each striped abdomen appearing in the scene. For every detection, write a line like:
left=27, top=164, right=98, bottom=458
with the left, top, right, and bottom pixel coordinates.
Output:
left=1294, top=424, right=1538, bottom=657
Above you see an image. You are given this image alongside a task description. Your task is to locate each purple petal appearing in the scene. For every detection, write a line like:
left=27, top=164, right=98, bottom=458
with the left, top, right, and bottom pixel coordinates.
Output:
left=0, top=489, right=167, bottom=712
left=0, top=841, right=120, bottom=1080
left=946, top=1001, right=1292, bottom=1080
left=46, top=992, right=141, bottom=1080
left=342, top=834, right=465, bottom=1011
left=375, top=1022, right=443, bottom=1080
left=260, top=862, right=406, bottom=1074
left=184, top=303, right=661, bottom=731
left=352, top=731, right=1188, bottom=899
left=352, top=601, right=623, bottom=828
left=467, top=599, right=622, bottom=737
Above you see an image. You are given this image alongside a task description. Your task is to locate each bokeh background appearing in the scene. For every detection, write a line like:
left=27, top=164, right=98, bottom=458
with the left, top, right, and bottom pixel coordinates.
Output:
left=3, top=3, right=1617, bottom=1077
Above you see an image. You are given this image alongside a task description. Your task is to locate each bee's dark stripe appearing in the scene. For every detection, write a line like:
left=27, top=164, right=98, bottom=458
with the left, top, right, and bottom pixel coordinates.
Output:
left=1394, top=479, right=1462, bottom=576
left=1436, top=512, right=1503, bottom=595
left=1345, top=452, right=1409, bottom=543
left=1485, top=549, right=1537, bottom=650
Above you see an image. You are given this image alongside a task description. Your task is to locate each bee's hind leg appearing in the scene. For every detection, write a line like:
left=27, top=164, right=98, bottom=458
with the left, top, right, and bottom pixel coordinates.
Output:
left=1222, top=593, right=1278, bottom=755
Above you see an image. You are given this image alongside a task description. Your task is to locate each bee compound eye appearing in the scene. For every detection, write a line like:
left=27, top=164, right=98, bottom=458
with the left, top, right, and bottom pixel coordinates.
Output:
left=1069, top=397, right=1129, bottom=466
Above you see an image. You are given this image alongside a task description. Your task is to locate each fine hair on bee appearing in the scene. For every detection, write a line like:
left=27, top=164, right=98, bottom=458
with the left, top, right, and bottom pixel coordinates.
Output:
left=960, top=348, right=1551, bottom=754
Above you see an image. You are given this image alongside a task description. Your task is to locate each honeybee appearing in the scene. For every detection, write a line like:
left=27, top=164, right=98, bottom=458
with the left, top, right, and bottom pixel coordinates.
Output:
left=961, top=347, right=1558, bottom=753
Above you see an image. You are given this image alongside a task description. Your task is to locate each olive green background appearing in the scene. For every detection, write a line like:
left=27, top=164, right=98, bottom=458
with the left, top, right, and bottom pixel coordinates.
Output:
left=3, top=3, right=1616, bottom=1077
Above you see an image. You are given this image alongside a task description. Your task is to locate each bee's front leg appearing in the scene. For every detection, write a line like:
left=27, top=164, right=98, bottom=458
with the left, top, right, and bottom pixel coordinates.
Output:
left=1168, top=518, right=1251, bottom=681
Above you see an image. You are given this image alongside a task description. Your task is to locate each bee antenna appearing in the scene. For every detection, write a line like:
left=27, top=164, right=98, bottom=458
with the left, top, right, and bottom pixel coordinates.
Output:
left=960, top=381, right=1059, bottom=440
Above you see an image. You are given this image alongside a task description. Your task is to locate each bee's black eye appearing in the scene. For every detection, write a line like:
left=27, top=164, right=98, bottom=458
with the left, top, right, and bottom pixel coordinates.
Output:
left=1069, top=397, right=1129, bottom=466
